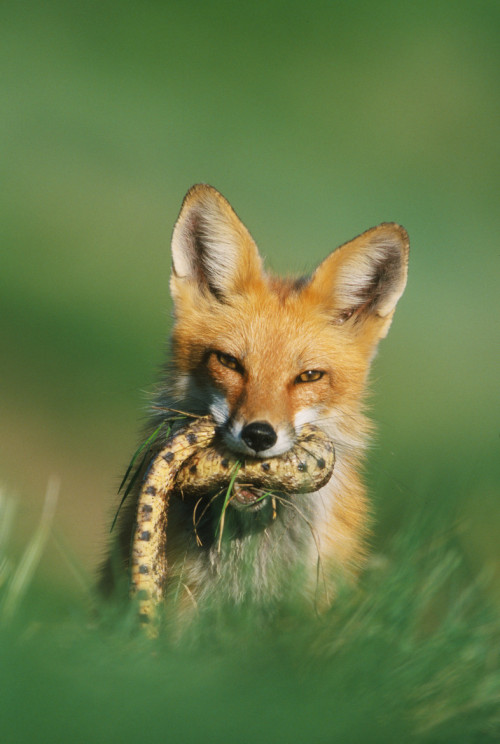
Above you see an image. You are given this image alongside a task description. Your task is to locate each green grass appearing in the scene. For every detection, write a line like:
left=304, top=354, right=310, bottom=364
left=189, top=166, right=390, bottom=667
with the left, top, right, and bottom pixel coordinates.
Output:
left=1, top=482, right=500, bottom=744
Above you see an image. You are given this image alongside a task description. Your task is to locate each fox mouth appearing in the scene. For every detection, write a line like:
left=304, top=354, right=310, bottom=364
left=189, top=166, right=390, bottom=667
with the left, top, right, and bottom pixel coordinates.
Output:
left=230, top=484, right=270, bottom=511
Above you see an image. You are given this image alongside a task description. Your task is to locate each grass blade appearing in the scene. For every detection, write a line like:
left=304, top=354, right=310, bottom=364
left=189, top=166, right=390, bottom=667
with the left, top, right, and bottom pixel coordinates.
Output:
left=110, top=420, right=174, bottom=533
left=2, top=477, right=59, bottom=622
left=216, top=463, right=241, bottom=552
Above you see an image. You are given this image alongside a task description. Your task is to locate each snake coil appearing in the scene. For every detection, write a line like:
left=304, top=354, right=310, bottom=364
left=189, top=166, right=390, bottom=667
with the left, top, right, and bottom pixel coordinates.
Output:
left=130, top=417, right=335, bottom=633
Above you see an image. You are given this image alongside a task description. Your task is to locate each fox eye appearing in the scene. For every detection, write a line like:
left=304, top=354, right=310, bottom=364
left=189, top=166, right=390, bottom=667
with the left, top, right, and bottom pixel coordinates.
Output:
left=296, top=370, right=325, bottom=384
left=216, top=351, right=243, bottom=373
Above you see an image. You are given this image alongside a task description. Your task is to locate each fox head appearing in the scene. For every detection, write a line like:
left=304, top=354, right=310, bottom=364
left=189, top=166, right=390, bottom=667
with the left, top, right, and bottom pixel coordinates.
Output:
left=168, top=184, right=408, bottom=460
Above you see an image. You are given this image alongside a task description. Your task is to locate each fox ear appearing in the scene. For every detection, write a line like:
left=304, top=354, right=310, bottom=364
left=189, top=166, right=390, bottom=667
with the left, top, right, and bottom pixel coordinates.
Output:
left=306, top=223, right=409, bottom=332
left=170, top=184, right=263, bottom=302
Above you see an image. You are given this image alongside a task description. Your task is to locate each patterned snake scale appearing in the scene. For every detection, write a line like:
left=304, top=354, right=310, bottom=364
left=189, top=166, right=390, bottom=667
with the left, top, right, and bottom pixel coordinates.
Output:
left=130, top=417, right=335, bottom=632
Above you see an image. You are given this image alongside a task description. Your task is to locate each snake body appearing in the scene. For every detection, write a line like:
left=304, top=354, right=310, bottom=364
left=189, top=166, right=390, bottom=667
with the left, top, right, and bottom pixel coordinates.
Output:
left=130, top=417, right=335, bottom=631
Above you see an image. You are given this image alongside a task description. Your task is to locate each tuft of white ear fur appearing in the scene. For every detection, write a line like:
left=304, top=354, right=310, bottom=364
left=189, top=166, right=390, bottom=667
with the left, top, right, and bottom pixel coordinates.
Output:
left=335, top=223, right=409, bottom=318
left=171, top=184, right=263, bottom=300
left=307, top=222, right=409, bottom=325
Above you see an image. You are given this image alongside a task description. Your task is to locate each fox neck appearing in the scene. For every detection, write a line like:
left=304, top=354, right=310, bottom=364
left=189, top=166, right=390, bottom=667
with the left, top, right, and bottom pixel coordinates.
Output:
left=163, top=462, right=368, bottom=609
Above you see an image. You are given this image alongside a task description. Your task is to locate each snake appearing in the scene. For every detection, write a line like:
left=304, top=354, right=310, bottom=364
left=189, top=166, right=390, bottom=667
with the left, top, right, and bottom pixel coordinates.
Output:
left=129, top=416, right=335, bottom=633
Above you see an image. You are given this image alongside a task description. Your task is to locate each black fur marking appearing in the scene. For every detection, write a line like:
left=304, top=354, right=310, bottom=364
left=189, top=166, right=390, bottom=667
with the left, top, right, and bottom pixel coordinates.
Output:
left=292, top=274, right=310, bottom=291
left=355, top=246, right=403, bottom=314
left=145, top=485, right=156, bottom=495
left=187, top=433, right=198, bottom=445
left=139, top=565, right=149, bottom=574
left=140, top=531, right=151, bottom=541
left=189, top=464, right=197, bottom=474
left=317, top=458, right=326, bottom=469
left=163, top=451, right=174, bottom=463
left=221, top=458, right=230, bottom=468
left=297, top=462, right=308, bottom=472
left=261, top=462, right=271, bottom=472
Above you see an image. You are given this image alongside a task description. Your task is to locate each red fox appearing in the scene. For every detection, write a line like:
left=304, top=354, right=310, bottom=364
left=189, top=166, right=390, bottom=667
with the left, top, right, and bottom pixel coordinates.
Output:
left=104, top=184, right=409, bottom=614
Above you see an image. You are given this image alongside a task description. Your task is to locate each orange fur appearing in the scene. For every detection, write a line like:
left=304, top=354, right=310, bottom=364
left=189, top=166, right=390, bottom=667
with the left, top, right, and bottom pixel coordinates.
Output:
left=103, top=184, right=409, bottom=614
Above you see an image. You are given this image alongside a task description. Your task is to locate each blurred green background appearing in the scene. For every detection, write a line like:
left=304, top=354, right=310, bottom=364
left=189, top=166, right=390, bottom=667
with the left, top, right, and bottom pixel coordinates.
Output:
left=1, top=0, right=498, bottom=595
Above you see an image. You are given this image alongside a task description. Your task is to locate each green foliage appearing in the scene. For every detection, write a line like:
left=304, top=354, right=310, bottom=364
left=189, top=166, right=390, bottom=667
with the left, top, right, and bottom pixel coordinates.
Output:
left=1, top=497, right=500, bottom=743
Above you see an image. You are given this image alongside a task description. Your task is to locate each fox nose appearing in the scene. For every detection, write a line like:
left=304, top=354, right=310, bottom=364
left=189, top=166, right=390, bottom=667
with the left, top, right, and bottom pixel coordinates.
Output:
left=241, top=421, right=277, bottom=453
